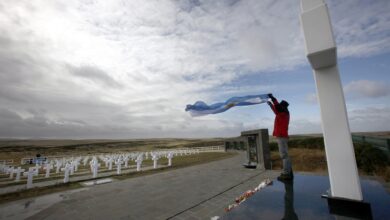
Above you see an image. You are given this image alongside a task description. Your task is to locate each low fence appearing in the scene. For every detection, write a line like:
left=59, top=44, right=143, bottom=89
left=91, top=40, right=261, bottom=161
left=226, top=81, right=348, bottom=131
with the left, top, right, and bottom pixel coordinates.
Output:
left=188, top=146, right=225, bottom=152
left=352, top=135, right=390, bottom=157
left=19, top=145, right=226, bottom=165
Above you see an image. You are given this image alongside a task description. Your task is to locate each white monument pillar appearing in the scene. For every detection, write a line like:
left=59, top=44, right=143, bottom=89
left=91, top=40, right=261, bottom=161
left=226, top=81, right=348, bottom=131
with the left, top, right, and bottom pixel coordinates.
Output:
left=300, top=0, right=362, bottom=201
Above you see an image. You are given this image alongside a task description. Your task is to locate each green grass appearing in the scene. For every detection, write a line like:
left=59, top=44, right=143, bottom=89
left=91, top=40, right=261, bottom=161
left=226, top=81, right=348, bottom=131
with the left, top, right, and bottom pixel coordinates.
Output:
left=114, top=152, right=236, bottom=180
left=270, top=141, right=390, bottom=182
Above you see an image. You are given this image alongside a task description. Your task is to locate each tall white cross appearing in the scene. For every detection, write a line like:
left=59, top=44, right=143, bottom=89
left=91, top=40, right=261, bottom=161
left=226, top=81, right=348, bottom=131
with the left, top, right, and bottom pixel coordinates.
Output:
left=300, top=0, right=362, bottom=201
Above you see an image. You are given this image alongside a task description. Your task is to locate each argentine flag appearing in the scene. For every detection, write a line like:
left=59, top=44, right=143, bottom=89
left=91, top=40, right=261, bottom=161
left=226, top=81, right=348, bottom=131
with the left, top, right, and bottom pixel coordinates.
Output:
left=185, top=94, right=269, bottom=117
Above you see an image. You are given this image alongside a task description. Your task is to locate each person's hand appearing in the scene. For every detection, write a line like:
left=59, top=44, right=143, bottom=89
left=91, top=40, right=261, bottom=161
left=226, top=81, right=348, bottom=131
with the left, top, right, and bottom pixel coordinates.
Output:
left=268, top=93, right=274, bottom=98
left=226, top=102, right=235, bottom=108
left=267, top=101, right=272, bottom=106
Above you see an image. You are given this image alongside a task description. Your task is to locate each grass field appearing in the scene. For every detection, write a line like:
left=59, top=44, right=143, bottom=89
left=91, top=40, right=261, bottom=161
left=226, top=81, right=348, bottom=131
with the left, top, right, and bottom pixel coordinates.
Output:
left=270, top=140, right=390, bottom=183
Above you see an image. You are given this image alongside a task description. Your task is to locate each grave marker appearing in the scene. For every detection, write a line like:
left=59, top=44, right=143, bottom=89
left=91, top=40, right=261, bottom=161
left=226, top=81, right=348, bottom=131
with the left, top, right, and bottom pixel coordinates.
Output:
left=14, top=167, right=25, bottom=182
left=44, top=163, right=53, bottom=178
left=23, top=167, right=38, bottom=189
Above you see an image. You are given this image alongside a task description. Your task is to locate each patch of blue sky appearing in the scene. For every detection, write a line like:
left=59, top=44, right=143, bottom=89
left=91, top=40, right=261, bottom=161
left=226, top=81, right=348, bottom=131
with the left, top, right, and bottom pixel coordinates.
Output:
left=210, top=50, right=389, bottom=133
left=339, top=52, right=390, bottom=83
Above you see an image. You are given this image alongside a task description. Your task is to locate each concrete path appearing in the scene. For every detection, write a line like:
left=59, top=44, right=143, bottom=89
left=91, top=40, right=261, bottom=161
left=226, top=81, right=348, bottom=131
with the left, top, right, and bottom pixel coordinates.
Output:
left=0, top=152, right=279, bottom=220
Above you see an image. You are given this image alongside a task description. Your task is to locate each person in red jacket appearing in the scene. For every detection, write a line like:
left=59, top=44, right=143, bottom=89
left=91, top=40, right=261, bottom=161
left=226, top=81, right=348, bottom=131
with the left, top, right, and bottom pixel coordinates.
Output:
left=267, top=93, right=293, bottom=180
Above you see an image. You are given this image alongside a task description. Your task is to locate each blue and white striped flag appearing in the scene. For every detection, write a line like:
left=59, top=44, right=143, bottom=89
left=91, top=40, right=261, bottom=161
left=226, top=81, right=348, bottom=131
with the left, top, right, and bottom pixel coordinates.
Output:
left=185, top=94, right=269, bottom=117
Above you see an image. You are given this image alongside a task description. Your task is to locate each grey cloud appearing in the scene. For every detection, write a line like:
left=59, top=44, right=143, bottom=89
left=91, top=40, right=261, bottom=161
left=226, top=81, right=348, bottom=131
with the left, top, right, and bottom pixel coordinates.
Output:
left=0, top=36, right=44, bottom=85
left=344, top=80, right=390, bottom=98
left=348, top=107, right=390, bottom=132
left=178, top=0, right=201, bottom=12
left=69, top=65, right=123, bottom=89
left=328, top=0, right=390, bottom=57
left=0, top=108, right=133, bottom=139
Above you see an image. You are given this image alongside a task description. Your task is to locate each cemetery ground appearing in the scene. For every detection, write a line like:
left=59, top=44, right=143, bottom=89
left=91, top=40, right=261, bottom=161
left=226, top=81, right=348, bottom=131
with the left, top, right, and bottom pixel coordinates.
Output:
left=0, top=152, right=235, bottom=204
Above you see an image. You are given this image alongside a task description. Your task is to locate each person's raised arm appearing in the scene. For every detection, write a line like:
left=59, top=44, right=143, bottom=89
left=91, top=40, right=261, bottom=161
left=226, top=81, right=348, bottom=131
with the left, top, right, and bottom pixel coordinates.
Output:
left=268, top=93, right=279, bottom=105
left=267, top=101, right=277, bottom=114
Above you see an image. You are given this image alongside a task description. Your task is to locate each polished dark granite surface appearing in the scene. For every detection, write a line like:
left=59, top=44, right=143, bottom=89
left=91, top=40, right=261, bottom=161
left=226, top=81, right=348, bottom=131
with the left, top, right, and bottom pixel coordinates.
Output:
left=222, top=174, right=390, bottom=220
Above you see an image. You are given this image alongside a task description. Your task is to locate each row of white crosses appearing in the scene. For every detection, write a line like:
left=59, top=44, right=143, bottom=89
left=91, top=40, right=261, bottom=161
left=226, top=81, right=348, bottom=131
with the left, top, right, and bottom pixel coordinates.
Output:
left=0, top=148, right=198, bottom=189
left=1, top=164, right=26, bottom=183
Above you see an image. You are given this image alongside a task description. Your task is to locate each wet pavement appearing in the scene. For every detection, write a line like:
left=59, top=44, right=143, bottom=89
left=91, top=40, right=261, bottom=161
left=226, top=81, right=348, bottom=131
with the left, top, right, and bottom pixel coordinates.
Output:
left=222, top=174, right=390, bottom=220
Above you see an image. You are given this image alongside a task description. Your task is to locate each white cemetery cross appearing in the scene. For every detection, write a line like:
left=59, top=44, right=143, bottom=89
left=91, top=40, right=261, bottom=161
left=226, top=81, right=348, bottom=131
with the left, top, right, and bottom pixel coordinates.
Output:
left=300, top=0, right=362, bottom=201
left=73, top=160, right=80, bottom=172
left=145, top=152, right=149, bottom=160
left=89, top=159, right=94, bottom=173
left=124, top=157, right=130, bottom=168
left=91, top=159, right=100, bottom=178
left=108, top=157, right=113, bottom=170
left=34, top=164, right=41, bottom=175
left=115, top=159, right=123, bottom=175
left=55, top=160, right=61, bottom=173
left=69, top=162, right=75, bottom=175
left=167, top=152, right=174, bottom=167
left=23, top=167, right=38, bottom=189
left=83, top=156, right=89, bottom=166
left=104, top=158, right=109, bottom=168
left=135, top=155, right=143, bottom=172
left=43, top=163, right=53, bottom=178
left=9, top=167, right=15, bottom=179
left=62, top=163, right=71, bottom=183
left=14, top=167, right=25, bottom=182
left=152, top=154, right=158, bottom=169
left=4, top=166, right=11, bottom=175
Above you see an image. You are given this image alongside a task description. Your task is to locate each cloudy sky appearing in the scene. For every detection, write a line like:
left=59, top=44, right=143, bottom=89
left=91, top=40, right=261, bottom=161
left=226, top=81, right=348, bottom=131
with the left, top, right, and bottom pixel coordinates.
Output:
left=0, top=0, right=389, bottom=139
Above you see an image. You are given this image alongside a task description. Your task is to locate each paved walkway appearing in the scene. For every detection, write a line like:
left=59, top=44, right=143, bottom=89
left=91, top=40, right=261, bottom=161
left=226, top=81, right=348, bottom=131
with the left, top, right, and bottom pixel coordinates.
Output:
left=0, top=152, right=279, bottom=220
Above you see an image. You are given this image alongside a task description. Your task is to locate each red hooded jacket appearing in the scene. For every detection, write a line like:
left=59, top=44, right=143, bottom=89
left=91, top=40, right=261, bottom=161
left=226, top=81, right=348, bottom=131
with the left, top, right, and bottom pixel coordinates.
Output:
left=270, top=99, right=290, bottom=137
